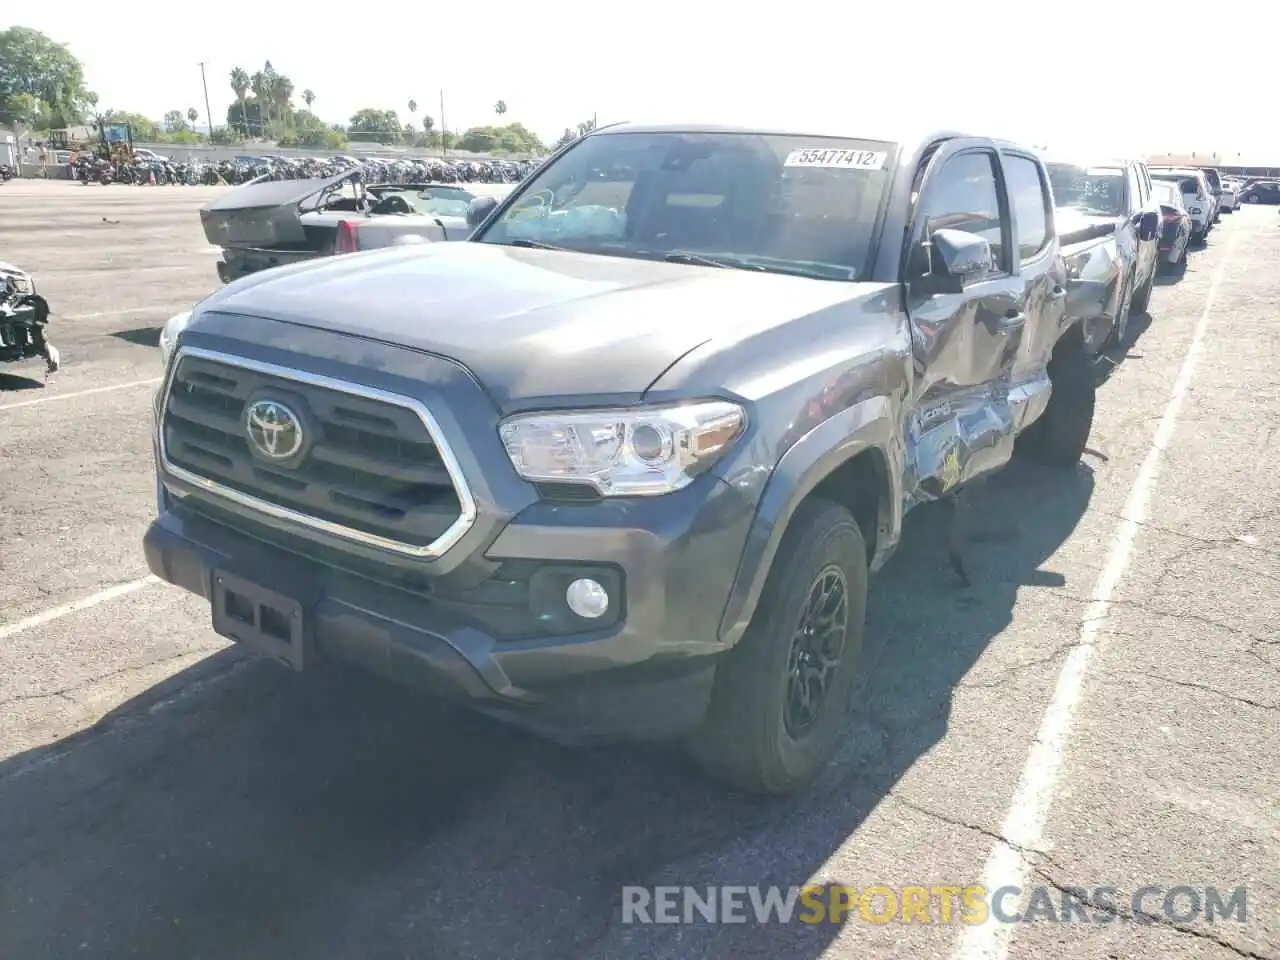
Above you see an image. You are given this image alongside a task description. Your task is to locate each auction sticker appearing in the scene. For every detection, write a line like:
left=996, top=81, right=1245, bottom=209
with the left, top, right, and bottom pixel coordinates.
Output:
left=784, top=148, right=887, bottom=170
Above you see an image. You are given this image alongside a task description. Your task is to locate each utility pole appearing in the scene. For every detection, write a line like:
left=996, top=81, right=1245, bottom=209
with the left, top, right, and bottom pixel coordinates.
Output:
left=197, top=61, right=214, bottom=137
left=439, top=89, right=447, bottom=156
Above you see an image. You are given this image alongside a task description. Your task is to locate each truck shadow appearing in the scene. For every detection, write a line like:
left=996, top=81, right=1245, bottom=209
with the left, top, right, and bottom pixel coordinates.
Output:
left=1155, top=258, right=1189, bottom=286
left=1094, top=309, right=1154, bottom=388
left=110, top=326, right=162, bottom=348
left=0, top=461, right=1093, bottom=960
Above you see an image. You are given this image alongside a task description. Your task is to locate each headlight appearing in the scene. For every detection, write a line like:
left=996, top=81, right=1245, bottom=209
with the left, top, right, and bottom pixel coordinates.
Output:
left=158, top=310, right=193, bottom=368
left=499, top=400, right=746, bottom=496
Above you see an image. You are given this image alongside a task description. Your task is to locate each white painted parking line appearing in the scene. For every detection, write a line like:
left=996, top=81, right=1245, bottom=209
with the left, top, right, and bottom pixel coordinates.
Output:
left=0, top=576, right=159, bottom=642
left=953, top=232, right=1238, bottom=960
left=0, top=377, right=162, bottom=411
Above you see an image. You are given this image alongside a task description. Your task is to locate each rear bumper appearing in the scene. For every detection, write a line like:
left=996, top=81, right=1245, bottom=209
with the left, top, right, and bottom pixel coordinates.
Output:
left=1158, top=223, right=1184, bottom=252
left=216, top=247, right=323, bottom=283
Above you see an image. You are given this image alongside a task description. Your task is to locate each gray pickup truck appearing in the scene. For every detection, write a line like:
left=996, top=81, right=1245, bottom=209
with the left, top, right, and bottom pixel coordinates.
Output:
left=147, top=123, right=1093, bottom=794
left=1044, top=158, right=1162, bottom=353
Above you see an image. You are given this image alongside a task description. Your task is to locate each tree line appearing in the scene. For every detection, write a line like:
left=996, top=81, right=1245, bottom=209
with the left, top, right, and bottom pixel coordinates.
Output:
left=0, top=27, right=563, bottom=156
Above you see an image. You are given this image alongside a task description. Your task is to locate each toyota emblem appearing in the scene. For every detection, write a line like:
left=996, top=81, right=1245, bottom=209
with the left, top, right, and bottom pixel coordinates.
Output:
left=245, top=399, right=304, bottom=460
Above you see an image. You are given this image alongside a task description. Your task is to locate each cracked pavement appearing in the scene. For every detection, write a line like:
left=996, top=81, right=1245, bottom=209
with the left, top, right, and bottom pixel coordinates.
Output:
left=0, top=180, right=1275, bottom=959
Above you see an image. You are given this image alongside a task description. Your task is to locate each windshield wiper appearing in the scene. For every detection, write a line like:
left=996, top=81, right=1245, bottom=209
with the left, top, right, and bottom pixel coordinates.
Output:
left=500, top=239, right=564, bottom=250
left=666, top=251, right=855, bottom=281
left=662, top=253, right=766, bottom=271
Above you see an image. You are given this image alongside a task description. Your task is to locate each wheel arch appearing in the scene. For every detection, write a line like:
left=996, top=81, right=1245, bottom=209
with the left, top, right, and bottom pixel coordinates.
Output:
left=716, top=396, right=902, bottom=648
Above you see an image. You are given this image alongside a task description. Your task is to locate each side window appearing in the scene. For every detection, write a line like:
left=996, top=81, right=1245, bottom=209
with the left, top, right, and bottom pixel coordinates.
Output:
left=1003, top=154, right=1049, bottom=260
left=1127, top=164, right=1142, bottom=210
left=915, top=150, right=1007, bottom=276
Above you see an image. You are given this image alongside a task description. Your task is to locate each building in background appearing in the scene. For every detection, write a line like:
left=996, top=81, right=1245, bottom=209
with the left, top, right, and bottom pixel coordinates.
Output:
left=1145, top=151, right=1280, bottom=178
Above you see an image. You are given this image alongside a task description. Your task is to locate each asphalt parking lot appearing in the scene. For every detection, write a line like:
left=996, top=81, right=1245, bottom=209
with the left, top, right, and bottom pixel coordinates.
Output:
left=1, top=179, right=1276, bottom=960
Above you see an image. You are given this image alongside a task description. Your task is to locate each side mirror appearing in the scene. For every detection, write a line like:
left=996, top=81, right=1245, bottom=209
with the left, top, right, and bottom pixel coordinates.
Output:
left=466, top=195, right=498, bottom=228
left=926, top=228, right=993, bottom=294
left=1138, top=210, right=1159, bottom=241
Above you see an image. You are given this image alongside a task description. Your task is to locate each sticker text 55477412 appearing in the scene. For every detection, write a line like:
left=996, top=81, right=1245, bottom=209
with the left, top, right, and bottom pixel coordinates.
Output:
left=783, top=148, right=888, bottom=170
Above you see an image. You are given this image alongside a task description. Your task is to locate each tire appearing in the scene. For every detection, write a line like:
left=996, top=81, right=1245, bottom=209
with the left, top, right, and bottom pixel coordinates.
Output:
left=689, top=499, right=867, bottom=795
left=1131, top=263, right=1154, bottom=314
left=1108, top=271, right=1134, bottom=348
left=1016, top=330, right=1096, bottom=468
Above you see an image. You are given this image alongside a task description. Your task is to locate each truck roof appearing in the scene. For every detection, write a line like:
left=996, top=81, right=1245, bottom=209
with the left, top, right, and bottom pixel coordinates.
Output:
left=592, top=120, right=981, bottom=151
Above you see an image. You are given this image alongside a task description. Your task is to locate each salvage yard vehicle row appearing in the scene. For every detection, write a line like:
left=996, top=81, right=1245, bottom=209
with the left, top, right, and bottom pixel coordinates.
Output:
left=0, top=176, right=1274, bottom=960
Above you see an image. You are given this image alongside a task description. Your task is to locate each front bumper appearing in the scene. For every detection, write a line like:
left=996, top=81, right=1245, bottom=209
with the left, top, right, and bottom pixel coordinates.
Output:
left=147, top=463, right=756, bottom=741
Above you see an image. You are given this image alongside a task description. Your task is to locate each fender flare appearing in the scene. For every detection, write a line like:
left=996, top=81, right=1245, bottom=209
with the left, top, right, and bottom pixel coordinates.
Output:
left=716, top=395, right=902, bottom=647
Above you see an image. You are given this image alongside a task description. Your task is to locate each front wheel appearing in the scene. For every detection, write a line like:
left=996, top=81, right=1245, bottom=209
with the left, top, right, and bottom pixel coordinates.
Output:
left=1016, top=330, right=1096, bottom=468
left=689, top=499, right=867, bottom=795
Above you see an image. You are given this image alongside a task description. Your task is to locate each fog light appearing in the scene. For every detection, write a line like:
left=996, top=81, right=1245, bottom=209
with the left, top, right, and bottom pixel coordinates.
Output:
left=565, top=578, right=609, bottom=619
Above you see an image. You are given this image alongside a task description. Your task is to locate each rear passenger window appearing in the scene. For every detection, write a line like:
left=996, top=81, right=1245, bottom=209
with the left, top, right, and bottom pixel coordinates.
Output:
left=917, top=150, right=1007, bottom=275
left=1003, top=154, right=1050, bottom=260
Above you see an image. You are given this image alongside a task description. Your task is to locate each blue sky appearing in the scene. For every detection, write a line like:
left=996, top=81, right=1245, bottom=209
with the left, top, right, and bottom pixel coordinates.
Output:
left=6, top=1, right=1267, bottom=159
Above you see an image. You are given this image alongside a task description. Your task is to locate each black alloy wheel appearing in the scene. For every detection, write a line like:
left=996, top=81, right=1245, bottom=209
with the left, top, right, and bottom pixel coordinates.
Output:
left=783, top=565, right=850, bottom=737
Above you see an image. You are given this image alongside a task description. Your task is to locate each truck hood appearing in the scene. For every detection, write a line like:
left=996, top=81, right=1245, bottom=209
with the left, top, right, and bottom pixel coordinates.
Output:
left=200, top=242, right=869, bottom=408
left=1055, top=208, right=1121, bottom=248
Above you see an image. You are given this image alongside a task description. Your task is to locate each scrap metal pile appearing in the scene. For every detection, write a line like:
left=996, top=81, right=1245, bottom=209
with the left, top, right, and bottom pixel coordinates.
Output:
left=72, top=153, right=537, bottom=187
left=0, top=262, right=58, bottom=374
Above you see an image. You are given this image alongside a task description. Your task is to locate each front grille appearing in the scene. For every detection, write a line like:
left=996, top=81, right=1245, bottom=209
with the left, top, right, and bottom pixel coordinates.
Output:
left=161, top=350, right=468, bottom=555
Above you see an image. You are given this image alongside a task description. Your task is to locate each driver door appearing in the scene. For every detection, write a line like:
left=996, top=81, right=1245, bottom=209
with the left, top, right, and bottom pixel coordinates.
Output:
left=903, top=144, right=1024, bottom=498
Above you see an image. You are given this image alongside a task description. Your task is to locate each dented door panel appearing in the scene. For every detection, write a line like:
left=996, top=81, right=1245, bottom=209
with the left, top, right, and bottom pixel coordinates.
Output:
left=901, top=144, right=1027, bottom=506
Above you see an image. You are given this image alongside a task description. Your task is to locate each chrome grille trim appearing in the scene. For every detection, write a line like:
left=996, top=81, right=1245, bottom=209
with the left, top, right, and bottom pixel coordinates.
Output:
left=158, top=345, right=477, bottom=559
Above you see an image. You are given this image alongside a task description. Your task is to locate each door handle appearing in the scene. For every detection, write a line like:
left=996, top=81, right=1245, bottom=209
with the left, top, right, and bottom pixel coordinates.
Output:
left=998, top=309, right=1026, bottom=334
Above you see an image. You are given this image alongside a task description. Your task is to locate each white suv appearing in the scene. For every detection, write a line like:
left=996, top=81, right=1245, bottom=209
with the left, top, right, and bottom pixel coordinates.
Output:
left=1151, top=169, right=1215, bottom=241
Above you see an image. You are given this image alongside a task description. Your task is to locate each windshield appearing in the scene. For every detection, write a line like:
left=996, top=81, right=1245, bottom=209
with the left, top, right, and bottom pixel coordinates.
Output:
left=474, top=130, right=897, bottom=281
left=1046, top=163, right=1126, bottom=215
left=377, top=186, right=476, bottom=218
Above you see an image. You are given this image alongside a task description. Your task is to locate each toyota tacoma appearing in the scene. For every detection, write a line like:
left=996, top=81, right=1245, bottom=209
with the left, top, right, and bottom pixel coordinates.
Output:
left=146, top=123, right=1093, bottom=794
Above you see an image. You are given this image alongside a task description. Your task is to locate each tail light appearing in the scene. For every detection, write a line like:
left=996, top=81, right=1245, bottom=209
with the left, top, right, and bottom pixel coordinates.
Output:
left=335, top=220, right=360, bottom=254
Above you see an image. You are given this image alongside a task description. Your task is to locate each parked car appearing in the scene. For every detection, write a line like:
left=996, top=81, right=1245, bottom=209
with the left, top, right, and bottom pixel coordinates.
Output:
left=1237, top=180, right=1280, bottom=204
left=1152, top=166, right=1220, bottom=224
left=201, top=167, right=514, bottom=281
left=1218, top=179, right=1238, bottom=212
left=1044, top=158, right=1161, bottom=351
left=1199, top=167, right=1225, bottom=220
left=1150, top=180, right=1192, bottom=267
left=149, top=123, right=1098, bottom=794
left=1150, top=169, right=1215, bottom=241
